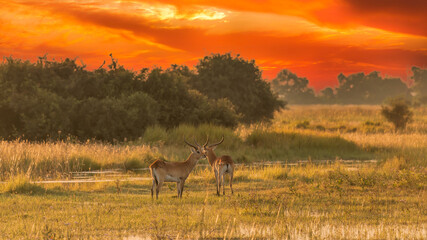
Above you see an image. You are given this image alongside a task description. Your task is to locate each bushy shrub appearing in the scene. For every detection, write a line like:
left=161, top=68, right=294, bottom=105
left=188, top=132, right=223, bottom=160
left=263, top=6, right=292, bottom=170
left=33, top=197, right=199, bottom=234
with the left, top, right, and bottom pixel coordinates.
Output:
left=71, top=93, right=159, bottom=141
left=381, top=98, right=413, bottom=131
left=296, top=120, right=310, bottom=129
left=315, top=125, right=326, bottom=131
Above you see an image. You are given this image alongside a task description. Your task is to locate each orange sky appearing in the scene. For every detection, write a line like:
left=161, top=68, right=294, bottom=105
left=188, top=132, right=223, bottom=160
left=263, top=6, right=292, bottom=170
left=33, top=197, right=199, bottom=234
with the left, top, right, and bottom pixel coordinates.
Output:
left=1, top=0, right=426, bottom=90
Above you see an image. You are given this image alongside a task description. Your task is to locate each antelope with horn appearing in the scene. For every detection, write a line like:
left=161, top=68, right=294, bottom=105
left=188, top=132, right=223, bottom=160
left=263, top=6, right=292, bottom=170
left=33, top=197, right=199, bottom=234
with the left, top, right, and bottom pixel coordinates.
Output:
left=149, top=139, right=205, bottom=199
left=202, top=136, right=234, bottom=196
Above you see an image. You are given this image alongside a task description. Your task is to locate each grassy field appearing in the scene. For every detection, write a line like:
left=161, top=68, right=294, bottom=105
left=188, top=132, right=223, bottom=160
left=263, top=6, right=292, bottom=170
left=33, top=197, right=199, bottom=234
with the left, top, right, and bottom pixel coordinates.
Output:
left=1, top=163, right=426, bottom=239
left=1, top=105, right=426, bottom=239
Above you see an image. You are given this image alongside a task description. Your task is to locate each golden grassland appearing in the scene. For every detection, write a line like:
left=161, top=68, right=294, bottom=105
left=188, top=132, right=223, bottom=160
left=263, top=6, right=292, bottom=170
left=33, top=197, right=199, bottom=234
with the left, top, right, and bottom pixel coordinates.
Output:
left=0, top=105, right=426, bottom=239
left=0, top=163, right=426, bottom=239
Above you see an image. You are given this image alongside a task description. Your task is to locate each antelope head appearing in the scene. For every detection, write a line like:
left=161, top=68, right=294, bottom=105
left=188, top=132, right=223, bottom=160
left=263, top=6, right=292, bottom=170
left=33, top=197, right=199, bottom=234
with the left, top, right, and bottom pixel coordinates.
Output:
left=184, top=138, right=206, bottom=159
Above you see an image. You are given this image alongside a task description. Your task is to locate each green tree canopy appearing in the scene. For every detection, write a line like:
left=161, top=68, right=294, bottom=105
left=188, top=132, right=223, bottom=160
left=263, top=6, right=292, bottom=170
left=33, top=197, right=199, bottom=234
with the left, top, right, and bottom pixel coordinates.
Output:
left=335, top=71, right=409, bottom=104
left=0, top=57, right=158, bottom=141
left=142, top=67, right=239, bottom=128
left=319, top=87, right=335, bottom=103
left=411, top=66, right=427, bottom=104
left=190, top=53, right=284, bottom=123
left=271, top=69, right=317, bottom=104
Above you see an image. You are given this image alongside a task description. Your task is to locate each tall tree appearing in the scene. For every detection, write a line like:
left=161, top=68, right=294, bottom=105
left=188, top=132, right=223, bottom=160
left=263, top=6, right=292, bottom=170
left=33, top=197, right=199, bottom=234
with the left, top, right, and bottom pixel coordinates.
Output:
left=319, top=87, right=335, bottom=103
left=271, top=69, right=317, bottom=104
left=411, top=66, right=427, bottom=104
left=335, top=71, right=409, bottom=104
left=190, top=53, right=283, bottom=123
left=142, top=66, right=239, bottom=128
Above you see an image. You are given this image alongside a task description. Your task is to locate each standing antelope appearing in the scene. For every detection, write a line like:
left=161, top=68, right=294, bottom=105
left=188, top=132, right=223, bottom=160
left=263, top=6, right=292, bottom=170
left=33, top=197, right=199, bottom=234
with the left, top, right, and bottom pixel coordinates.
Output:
left=202, top=136, right=234, bottom=196
left=149, top=139, right=205, bottom=199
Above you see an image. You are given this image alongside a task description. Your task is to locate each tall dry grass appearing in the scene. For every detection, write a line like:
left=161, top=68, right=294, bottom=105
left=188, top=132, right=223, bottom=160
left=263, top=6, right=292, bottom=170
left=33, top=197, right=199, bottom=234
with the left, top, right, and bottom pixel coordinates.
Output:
left=1, top=105, right=425, bottom=180
left=0, top=140, right=158, bottom=180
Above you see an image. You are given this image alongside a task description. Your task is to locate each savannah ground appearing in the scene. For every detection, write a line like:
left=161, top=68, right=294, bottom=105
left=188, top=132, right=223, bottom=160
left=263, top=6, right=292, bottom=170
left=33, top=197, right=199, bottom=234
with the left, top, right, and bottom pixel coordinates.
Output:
left=1, top=105, right=426, bottom=239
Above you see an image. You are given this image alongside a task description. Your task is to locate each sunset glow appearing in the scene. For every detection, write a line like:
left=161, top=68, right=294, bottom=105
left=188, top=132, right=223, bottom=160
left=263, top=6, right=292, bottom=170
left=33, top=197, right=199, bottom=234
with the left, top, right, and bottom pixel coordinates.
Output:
left=1, top=0, right=426, bottom=89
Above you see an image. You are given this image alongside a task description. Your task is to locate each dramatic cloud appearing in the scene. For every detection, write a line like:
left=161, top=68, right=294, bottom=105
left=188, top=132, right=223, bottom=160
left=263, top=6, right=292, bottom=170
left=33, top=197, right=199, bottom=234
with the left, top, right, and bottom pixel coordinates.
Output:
left=144, top=0, right=427, bottom=36
left=1, top=0, right=426, bottom=90
left=314, top=0, right=427, bottom=36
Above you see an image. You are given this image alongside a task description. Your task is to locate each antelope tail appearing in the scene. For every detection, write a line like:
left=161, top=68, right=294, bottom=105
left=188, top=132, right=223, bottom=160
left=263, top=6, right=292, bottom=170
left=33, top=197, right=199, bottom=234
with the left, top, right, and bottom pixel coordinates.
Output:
left=151, top=168, right=159, bottom=185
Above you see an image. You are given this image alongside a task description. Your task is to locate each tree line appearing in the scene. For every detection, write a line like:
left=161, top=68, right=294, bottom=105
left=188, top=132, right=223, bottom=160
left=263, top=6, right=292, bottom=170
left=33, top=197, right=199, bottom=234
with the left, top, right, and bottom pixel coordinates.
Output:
left=1, top=52, right=425, bottom=141
left=271, top=67, right=427, bottom=105
left=0, top=53, right=283, bottom=141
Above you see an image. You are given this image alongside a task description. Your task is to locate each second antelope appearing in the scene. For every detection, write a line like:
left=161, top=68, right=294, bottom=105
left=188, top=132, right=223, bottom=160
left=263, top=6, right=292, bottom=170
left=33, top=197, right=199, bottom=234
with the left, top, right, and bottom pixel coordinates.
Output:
left=202, top=136, right=235, bottom=196
left=149, top=139, right=205, bottom=199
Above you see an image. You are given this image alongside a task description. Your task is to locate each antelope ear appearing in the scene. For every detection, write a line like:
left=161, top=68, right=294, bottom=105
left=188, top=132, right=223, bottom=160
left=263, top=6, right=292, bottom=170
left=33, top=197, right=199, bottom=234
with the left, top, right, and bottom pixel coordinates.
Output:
left=190, top=148, right=196, bottom=153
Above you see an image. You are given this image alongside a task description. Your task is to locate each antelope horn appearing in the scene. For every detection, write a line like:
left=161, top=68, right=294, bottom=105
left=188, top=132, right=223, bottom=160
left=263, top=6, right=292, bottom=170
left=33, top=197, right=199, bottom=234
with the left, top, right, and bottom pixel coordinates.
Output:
left=209, top=136, right=224, bottom=147
left=193, top=137, right=201, bottom=148
left=184, top=137, right=198, bottom=149
left=203, top=135, right=209, bottom=147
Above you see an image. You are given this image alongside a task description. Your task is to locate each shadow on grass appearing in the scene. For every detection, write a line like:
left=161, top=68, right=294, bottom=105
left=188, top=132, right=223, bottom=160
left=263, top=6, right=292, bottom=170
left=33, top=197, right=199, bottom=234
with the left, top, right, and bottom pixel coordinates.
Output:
left=0, top=183, right=74, bottom=197
left=244, top=130, right=373, bottom=161
left=374, top=146, right=427, bottom=168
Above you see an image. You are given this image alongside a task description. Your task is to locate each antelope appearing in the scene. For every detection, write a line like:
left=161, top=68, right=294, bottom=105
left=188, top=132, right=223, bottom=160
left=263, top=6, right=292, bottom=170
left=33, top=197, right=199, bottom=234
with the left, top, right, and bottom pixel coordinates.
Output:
left=202, top=136, right=234, bottom=196
left=149, top=139, right=205, bottom=199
